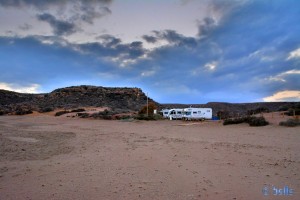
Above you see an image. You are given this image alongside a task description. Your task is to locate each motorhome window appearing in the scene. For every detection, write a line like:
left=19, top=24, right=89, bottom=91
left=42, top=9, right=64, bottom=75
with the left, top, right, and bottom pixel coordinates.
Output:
left=177, top=111, right=182, bottom=114
left=198, top=111, right=201, bottom=114
left=164, top=112, right=168, bottom=114
left=186, top=112, right=191, bottom=115
left=193, top=111, right=197, bottom=114
left=207, top=110, right=210, bottom=112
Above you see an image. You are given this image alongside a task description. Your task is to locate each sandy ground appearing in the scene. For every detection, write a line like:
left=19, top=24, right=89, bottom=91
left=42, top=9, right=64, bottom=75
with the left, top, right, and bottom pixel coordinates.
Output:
left=0, top=113, right=299, bottom=200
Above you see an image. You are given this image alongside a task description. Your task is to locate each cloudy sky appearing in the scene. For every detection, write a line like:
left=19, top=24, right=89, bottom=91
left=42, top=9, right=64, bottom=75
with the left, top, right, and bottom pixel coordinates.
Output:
left=0, top=0, right=299, bottom=103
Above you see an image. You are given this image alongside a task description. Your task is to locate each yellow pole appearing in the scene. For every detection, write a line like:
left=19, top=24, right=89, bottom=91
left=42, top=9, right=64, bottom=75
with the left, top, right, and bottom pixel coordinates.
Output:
left=146, top=92, right=148, bottom=117
left=293, top=109, right=296, bottom=119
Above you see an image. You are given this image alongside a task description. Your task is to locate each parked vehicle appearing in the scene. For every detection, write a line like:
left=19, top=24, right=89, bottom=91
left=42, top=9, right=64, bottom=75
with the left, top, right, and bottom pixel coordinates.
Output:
left=182, top=108, right=212, bottom=120
left=168, top=109, right=184, bottom=120
left=160, top=109, right=170, bottom=118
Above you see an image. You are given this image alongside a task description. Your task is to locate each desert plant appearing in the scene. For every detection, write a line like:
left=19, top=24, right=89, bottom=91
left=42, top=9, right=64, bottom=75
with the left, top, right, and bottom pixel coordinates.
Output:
left=138, top=102, right=157, bottom=116
left=90, top=109, right=115, bottom=120
left=248, top=116, right=269, bottom=126
left=134, top=114, right=156, bottom=120
left=55, top=110, right=70, bottom=116
left=77, top=112, right=90, bottom=118
left=284, top=108, right=300, bottom=116
left=153, top=114, right=163, bottom=120
left=278, top=105, right=289, bottom=111
left=247, top=107, right=269, bottom=115
left=223, top=116, right=269, bottom=126
left=15, top=107, right=33, bottom=115
left=217, top=110, right=230, bottom=119
left=223, top=117, right=248, bottom=125
left=101, top=115, right=113, bottom=120
left=279, top=119, right=300, bottom=127
left=71, top=108, right=86, bottom=112
left=39, top=107, right=54, bottom=113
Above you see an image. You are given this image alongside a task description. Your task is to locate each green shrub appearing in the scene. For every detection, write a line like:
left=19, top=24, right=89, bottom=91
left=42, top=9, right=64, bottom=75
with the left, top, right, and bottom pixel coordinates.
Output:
left=217, top=110, right=230, bottom=119
left=248, top=116, right=269, bottom=126
left=247, top=107, right=269, bottom=115
left=77, top=112, right=90, bottom=118
left=139, top=102, right=157, bottom=116
left=39, top=107, right=54, bottom=113
left=134, top=114, right=156, bottom=120
left=15, top=108, right=33, bottom=115
left=278, top=105, right=289, bottom=111
left=55, top=110, right=70, bottom=116
left=90, top=109, right=114, bottom=120
left=71, top=108, right=86, bottom=113
left=153, top=114, right=163, bottom=120
left=223, top=116, right=269, bottom=126
left=115, top=115, right=132, bottom=120
left=279, top=119, right=300, bottom=127
left=284, top=109, right=300, bottom=116
left=223, top=117, right=248, bottom=125
left=102, top=115, right=113, bottom=120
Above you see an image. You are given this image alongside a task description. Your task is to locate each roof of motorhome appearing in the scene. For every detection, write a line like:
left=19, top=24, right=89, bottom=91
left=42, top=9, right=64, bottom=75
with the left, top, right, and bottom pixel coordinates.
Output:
left=184, top=107, right=212, bottom=109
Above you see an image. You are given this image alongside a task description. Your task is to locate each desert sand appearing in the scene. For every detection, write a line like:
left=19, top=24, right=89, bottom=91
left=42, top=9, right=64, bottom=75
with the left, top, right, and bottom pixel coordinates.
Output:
left=0, top=113, right=299, bottom=200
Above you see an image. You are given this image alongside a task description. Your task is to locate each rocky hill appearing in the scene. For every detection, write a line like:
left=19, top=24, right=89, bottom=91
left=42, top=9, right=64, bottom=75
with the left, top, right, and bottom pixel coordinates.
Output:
left=161, top=101, right=299, bottom=116
left=0, top=85, right=156, bottom=114
left=0, top=85, right=299, bottom=116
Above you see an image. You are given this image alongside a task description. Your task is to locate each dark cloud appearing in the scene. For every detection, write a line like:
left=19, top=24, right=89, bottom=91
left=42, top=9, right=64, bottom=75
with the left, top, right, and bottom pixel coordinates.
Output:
left=198, top=17, right=217, bottom=37
left=158, top=30, right=197, bottom=47
left=19, top=23, right=32, bottom=31
left=96, top=34, right=121, bottom=47
left=1, top=1, right=299, bottom=103
left=77, top=34, right=146, bottom=60
left=0, top=0, right=113, bottom=25
left=0, top=0, right=112, bottom=8
left=142, top=35, right=157, bottom=43
left=0, top=36, right=110, bottom=87
left=37, top=13, right=77, bottom=36
left=143, top=30, right=197, bottom=47
left=80, top=6, right=111, bottom=24
left=0, top=0, right=63, bottom=8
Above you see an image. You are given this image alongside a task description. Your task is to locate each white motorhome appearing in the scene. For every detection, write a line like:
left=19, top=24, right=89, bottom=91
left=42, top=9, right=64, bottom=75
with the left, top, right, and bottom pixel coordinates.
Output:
left=168, top=108, right=184, bottom=120
left=182, top=108, right=212, bottom=120
left=160, top=109, right=170, bottom=118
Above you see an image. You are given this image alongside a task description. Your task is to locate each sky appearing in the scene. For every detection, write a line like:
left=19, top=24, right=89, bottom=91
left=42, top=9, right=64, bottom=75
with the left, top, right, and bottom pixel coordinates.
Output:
left=0, top=0, right=299, bottom=103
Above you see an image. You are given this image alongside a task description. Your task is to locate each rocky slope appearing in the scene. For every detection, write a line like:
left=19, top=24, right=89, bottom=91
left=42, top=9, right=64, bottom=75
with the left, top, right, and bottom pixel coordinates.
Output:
left=0, top=85, right=299, bottom=116
left=0, top=85, right=155, bottom=114
left=161, top=101, right=299, bottom=116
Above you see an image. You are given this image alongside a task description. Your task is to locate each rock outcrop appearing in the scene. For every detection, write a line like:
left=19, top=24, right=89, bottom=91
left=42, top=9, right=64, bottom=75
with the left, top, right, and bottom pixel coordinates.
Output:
left=0, top=85, right=156, bottom=114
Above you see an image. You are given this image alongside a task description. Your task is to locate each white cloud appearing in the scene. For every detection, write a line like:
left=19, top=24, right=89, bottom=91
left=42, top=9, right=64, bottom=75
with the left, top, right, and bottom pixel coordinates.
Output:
left=248, top=48, right=276, bottom=62
left=97, top=72, right=119, bottom=80
left=287, top=48, right=300, bottom=60
left=191, top=61, right=218, bottom=76
left=265, top=69, right=300, bottom=82
left=141, top=70, right=155, bottom=77
left=0, top=82, right=40, bottom=93
left=205, top=61, right=217, bottom=71
left=263, top=90, right=300, bottom=102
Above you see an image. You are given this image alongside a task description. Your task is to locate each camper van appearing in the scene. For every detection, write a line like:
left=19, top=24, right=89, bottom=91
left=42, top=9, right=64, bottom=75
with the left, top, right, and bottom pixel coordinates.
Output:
left=160, top=109, right=170, bottom=118
left=182, top=108, right=212, bottom=120
left=168, top=109, right=184, bottom=120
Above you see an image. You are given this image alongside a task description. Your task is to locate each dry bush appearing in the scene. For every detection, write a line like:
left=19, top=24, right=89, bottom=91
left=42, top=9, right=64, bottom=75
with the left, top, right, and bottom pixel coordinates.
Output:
left=223, top=116, right=269, bottom=126
left=55, top=110, right=70, bottom=116
left=279, top=119, right=300, bottom=127
left=138, top=102, right=157, bottom=116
